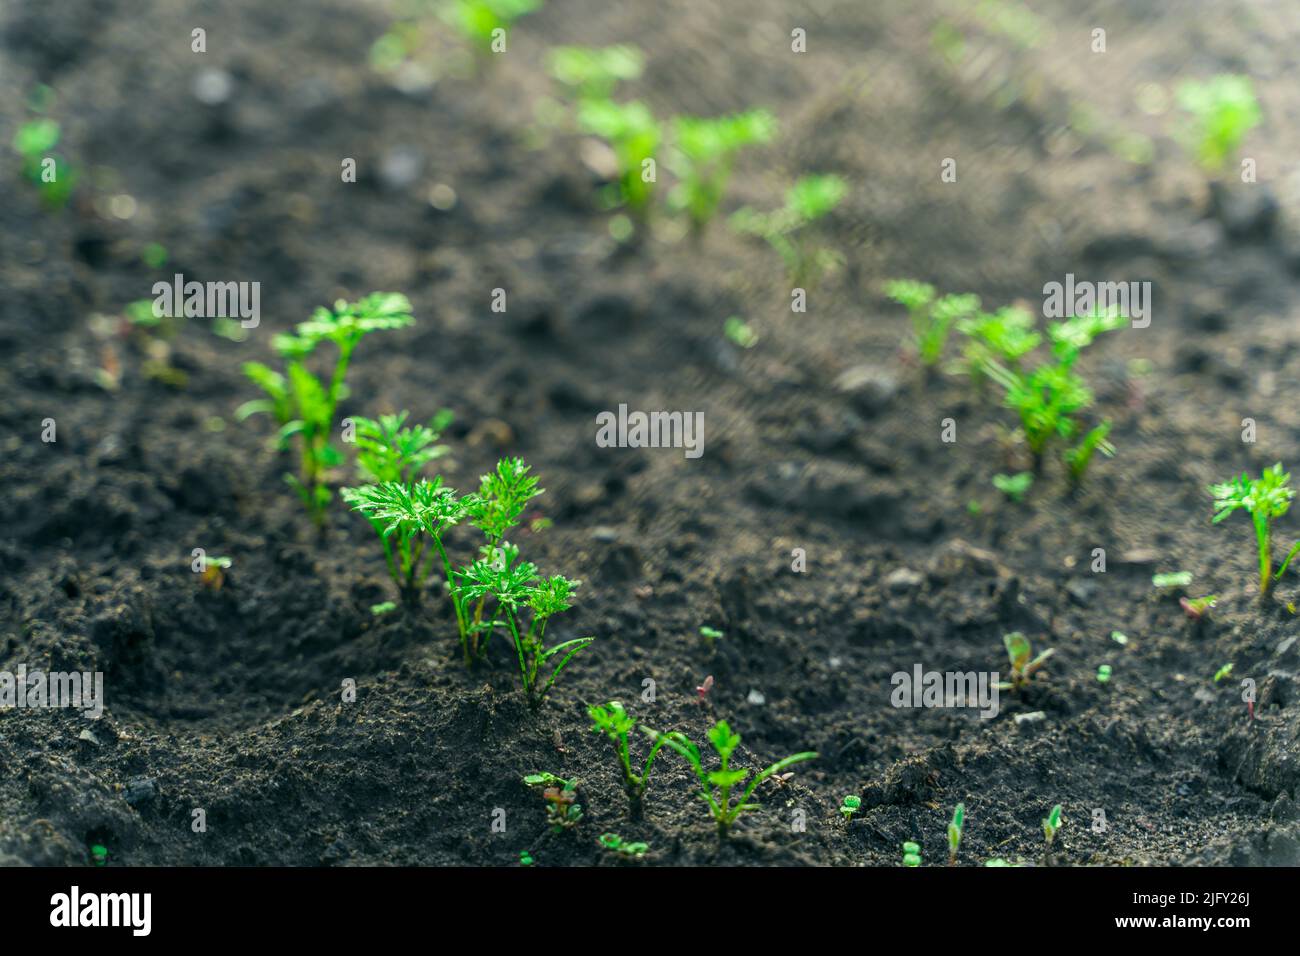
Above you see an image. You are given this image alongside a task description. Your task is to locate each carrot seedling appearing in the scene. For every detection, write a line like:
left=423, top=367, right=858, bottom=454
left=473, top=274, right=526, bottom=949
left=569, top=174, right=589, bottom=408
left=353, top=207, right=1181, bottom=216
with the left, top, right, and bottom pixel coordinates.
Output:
left=993, top=471, right=1033, bottom=502
left=523, top=773, right=583, bottom=832
left=598, top=833, right=648, bottom=859
left=1181, top=594, right=1217, bottom=620
left=442, top=0, right=541, bottom=55
left=548, top=45, right=644, bottom=103
left=730, top=174, right=847, bottom=286
left=1175, top=75, right=1261, bottom=174
left=902, top=841, right=921, bottom=867
left=238, top=292, right=414, bottom=523
left=883, top=280, right=980, bottom=367
left=588, top=700, right=673, bottom=815
left=840, top=795, right=862, bottom=822
left=1042, top=804, right=1063, bottom=846
left=13, top=117, right=76, bottom=209
left=996, top=631, right=1054, bottom=690
left=669, top=110, right=776, bottom=233
left=1210, top=463, right=1300, bottom=601
left=956, top=305, right=1040, bottom=382
left=1213, top=663, right=1234, bottom=684
left=644, top=719, right=816, bottom=837
left=577, top=99, right=661, bottom=218
left=1096, top=664, right=1112, bottom=683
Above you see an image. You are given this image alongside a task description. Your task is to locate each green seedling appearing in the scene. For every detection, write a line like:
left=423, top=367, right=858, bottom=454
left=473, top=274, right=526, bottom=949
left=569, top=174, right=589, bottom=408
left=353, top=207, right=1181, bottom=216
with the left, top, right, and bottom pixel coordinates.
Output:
left=1181, top=594, right=1217, bottom=620
left=442, top=0, right=541, bottom=54
left=985, top=308, right=1124, bottom=477
left=1213, top=663, right=1234, bottom=683
left=370, top=601, right=398, bottom=617
left=341, top=411, right=452, bottom=602
left=1097, top=664, right=1112, bottom=683
left=993, top=471, right=1033, bottom=502
left=699, top=626, right=723, bottom=644
left=723, top=316, right=758, bottom=349
left=13, top=117, right=76, bottom=208
left=598, top=833, right=649, bottom=859
left=840, top=795, right=862, bottom=822
left=90, top=843, right=108, bottom=867
left=1210, top=463, right=1300, bottom=601
left=1042, top=804, right=1063, bottom=846
left=519, top=849, right=534, bottom=866
left=588, top=701, right=672, bottom=815
left=1152, top=571, right=1193, bottom=589
left=548, top=45, right=643, bottom=102
left=238, top=293, right=414, bottom=523
left=947, top=803, right=965, bottom=865
left=523, top=773, right=582, bottom=833
left=996, top=631, right=1054, bottom=690
left=902, top=841, right=921, bottom=867
left=645, top=719, right=816, bottom=837
left=883, top=280, right=980, bottom=367
left=198, top=556, right=232, bottom=590
left=1176, top=75, right=1261, bottom=173
left=1111, top=630, right=1128, bottom=645
left=669, top=109, right=776, bottom=233
left=730, top=174, right=847, bottom=285
left=956, top=305, right=1041, bottom=383
left=577, top=99, right=661, bottom=218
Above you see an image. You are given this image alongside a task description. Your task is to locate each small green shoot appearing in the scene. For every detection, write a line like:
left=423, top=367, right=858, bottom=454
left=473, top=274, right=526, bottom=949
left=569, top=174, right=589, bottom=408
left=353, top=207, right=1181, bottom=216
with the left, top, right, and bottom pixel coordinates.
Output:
left=1111, top=630, right=1128, bottom=645
left=238, top=293, right=414, bottom=523
left=198, top=555, right=232, bottom=590
left=993, top=471, right=1033, bottom=502
left=13, top=117, right=75, bottom=208
left=1175, top=75, right=1261, bottom=173
left=1096, top=664, right=1112, bottom=683
left=957, top=305, right=1041, bottom=381
left=1152, top=571, right=1193, bottom=589
left=523, top=773, right=582, bottom=833
left=997, top=631, right=1055, bottom=690
left=442, top=0, right=541, bottom=54
left=883, top=280, right=980, bottom=367
left=90, top=843, right=108, bottom=867
left=730, top=174, right=847, bottom=285
left=947, top=803, right=964, bottom=865
left=519, top=849, right=535, bottom=866
left=370, top=601, right=398, bottom=617
left=1213, top=663, right=1234, bottom=684
left=699, top=626, right=724, bottom=644
left=1042, top=804, right=1063, bottom=846
left=578, top=99, right=661, bottom=218
left=723, top=316, right=758, bottom=349
left=548, top=45, right=643, bottom=102
left=645, top=719, right=816, bottom=836
left=902, top=841, right=921, bottom=867
left=588, top=701, right=672, bottom=814
left=598, top=833, right=649, bottom=859
left=840, top=795, right=862, bottom=822
left=1181, top=594, right=1217, bottom=620
left=1210, top=463, right=1300, bottom=601
left=669, top=110, right=776, bottom=233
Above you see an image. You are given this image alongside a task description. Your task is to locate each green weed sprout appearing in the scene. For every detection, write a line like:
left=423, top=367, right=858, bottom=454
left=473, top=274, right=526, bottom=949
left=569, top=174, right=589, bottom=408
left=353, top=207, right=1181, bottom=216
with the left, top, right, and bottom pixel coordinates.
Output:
left=340, top=411, right=452, bottom=602
left=947, top=803, right=965, bottom=865
left=519, top=849, right=535, bottom=866
left=577, top=98, right=661, bottom=218
left=598, top=833, right=648, bottom=859
left=902, top=841, right=921, bottom=867
left=548, top=45, right=643, bottom=102
left=883, top=280, right=980, bottom=366
left=1096, top=664, right=1112, bottom=683
left=645, top=719, right=816, bottom=837
left=1042, top=804, right=1063, bottom=846
left=956, top=305, right=1041, bottom=382
left=1210, top=463, right=1300, bottom=601
left=840, top=795, right=862, bottom=822
left=996, top=631, right=1054, bottom=690
left=669, top=109, right=776, bottom=233
left=588, top=701, right=672, bottom=815
left=442, top=0, right=541, bottom=53
left=523, top=773, right=583, bottom=833
left=993, top=471, right=1033, bottom=502
left=1176, top=75, right=1261, bottom=174
left=13, top=118, right=75, bottom=208
left=238, top=292, right=413, bottom=522
left=986, top=308, right=1124, bottom=477
left=1213, top=662, right=1234, bottom=683
left=730, top=174, right=847, bottom=286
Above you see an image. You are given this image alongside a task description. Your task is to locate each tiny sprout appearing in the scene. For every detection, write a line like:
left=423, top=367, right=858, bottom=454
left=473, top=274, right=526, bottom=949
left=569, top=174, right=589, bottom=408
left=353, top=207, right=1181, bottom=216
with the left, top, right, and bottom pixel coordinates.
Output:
left=1181, top=595, right=1217, bottom=620
left=1213, top=663, right=1234, bottom=684
left=1110, top=630, right=1129, bottom=645
left=1152, top=571, right=1193, bottom=589
left=884, top=280, right=980, bottom=367
left=669, top=109, right=777, bottom=233
left=519, top=849, right=534, bottom=866
left=1042, top=804, right=1063, bottom=846
left=90, top=843, right=108, bottom=866
left=523, top=773, right=583, bottom=833
left=730, top=174, right=847, bottom=285
left=947, top=803, right=964, bottom=865
left=700, top=626, right=724, bottom=643
left=696, top=675, right=714, bottom=700
left=993, top=471, right=1033, bottom=503
left=1097, top=664, right=1112, bottom=683
left=578, top=98, right=661, bottom=217
left=1210, top=463, right=1300, bottom=602
left=997, top=632, right=1055, bottom=690
left=984, top=858, right=1013, bottom=867
left=370, top=601, right=398, bottom=617
left=588, top=700, right=672, bottom=814
left=1175, top=74, right=1261, bottom=173
left=199, top=556, right=232, bottom=589
left=840, top=795, right=862, bottom=822
left=724, top=316, right=758, bottom=349
left=902, top=841, right=921, bottom=867
left=443, top=0, right=541, bottom=55
left=598, top=833, right=649, bottom=859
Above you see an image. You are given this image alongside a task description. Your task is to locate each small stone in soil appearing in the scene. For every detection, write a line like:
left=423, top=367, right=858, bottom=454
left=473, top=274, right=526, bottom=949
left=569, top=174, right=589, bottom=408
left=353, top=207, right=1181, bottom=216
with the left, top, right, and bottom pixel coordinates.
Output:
left=1013, top=711, right=1046, bottom=726
left=746, top=689, right=766, bottom=706
left=124, top=777, right=158, bottom=806
left=885, top=567, right=924, bottom=592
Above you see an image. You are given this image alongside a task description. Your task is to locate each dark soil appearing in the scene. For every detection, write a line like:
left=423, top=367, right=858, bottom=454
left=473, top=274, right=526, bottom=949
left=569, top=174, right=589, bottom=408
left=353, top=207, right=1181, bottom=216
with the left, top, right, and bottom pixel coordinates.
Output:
left=3, top=0, right=1300, bottom=867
